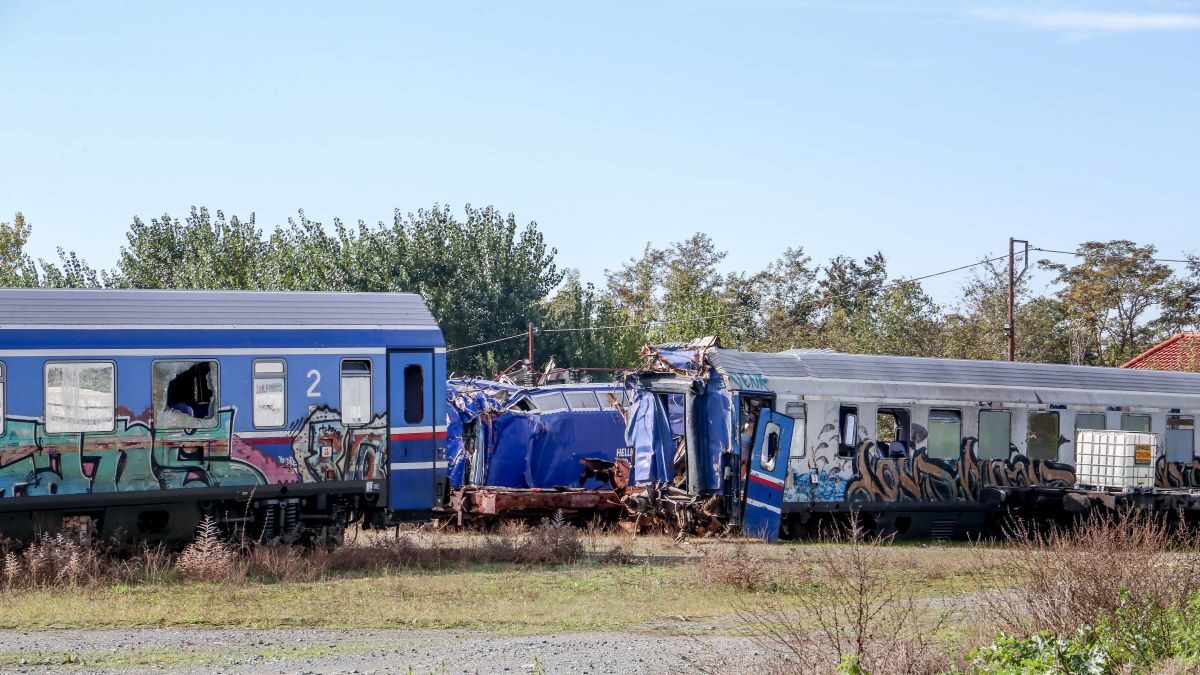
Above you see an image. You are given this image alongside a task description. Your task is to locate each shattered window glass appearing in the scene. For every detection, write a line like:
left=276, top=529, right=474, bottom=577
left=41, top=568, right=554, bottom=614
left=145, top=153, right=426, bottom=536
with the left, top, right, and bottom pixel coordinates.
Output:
left=341, top=359, right=372, bottom=425
left=153, top=360, right=219, bottom=429
left=45, top=361, right=115, bottom=433
left=253, top=359, right=286, bottom=428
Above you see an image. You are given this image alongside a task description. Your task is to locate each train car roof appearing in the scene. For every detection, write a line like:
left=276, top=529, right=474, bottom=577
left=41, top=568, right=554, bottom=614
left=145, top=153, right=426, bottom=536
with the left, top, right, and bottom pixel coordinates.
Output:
left=648, top=346, right=1200, bottom=408
left=0, top=289, right=438, bottom=330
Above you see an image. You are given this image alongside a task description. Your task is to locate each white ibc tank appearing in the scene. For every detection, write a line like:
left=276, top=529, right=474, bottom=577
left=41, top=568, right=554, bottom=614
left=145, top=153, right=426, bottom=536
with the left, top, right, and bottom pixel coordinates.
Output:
left=1074, top=430, right=1158, bottom=489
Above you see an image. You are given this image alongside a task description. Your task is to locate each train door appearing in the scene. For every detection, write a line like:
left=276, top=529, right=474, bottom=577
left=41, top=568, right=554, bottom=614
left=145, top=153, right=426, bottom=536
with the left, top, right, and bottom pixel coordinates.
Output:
left=387, top=350, right=436, bottom=513
left=742, top=409, right=794, bottom=541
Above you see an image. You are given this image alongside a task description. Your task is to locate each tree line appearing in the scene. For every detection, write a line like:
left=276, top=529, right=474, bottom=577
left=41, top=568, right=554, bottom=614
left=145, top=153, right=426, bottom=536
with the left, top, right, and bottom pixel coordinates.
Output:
left=3, top=207, right=1199, bottom=375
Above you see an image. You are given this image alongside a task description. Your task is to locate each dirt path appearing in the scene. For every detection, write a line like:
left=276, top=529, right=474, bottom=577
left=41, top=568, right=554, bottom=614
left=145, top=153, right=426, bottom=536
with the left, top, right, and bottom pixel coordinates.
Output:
left=0, top=628, right=759, bottom=674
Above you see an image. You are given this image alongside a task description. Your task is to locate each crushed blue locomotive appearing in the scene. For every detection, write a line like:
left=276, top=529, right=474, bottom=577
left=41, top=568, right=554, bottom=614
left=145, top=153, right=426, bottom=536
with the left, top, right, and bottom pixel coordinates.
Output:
left=446, top=379, right=629, bottom=491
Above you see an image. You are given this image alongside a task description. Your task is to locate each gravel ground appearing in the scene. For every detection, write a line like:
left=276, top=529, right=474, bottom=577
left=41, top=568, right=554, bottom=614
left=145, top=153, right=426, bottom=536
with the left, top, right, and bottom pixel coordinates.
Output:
left=0, top=629, right=762, bottom=675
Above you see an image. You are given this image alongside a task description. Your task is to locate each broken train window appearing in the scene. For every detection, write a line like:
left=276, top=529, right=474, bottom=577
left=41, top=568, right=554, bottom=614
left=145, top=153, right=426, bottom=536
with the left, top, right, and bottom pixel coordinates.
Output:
left=153, top=360, right=219, bottom=429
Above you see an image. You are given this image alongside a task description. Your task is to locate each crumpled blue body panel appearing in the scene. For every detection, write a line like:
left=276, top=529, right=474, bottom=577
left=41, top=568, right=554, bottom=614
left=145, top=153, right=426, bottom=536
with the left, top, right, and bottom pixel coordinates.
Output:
left=446, top=379, right=628, bottom=490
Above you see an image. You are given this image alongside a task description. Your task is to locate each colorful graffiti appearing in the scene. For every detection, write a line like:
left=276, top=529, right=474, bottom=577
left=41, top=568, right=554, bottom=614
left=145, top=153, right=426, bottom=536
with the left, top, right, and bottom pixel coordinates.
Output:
left=0, top=405, right=386, bottom=499
left=291, top=406, right=387, bottom=483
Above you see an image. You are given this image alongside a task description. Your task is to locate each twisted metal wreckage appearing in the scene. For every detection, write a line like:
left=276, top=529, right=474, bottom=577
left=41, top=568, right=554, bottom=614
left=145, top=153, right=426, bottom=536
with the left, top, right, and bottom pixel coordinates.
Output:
left=446, top=335, right=1200, bottom=541
left=441, top=339, right=745, bottom=537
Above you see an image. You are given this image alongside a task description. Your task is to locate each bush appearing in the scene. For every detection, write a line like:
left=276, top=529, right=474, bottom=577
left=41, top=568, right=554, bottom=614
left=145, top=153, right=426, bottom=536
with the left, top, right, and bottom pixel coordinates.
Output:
left=175, top=517, right=241, bottom=582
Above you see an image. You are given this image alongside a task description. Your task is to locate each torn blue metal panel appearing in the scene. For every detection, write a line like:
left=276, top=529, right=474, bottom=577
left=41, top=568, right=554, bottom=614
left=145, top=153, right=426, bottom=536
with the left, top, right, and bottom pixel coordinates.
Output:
left=446, top=379, right=629, bottom=490
left=626, top=387, right=674, bottom=485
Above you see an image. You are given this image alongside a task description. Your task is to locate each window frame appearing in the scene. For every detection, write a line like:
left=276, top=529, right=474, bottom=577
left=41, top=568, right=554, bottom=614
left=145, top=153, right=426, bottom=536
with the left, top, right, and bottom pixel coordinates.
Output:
left=1026, top=410, right=1060, bottom=461
left=1121, top=413, right=1152, bottom=434
left=530, top=391, right=568, bottom=412
left=927, top=408, right=962, bottom=460
left=1074, top=412, right=1107, bottom=432
left=875, top=406, right=911, bottom=456
left=43, top=360, right=117, bottom=434
left=0, top=361, right=6, bottom=436
left=252, top=358, right=288, bottom=430
left=977, top=409, right=1012, bottom=461
left=151, top=358, right=221, bottom=430
left=403, top=363, right=426, bottom=425
left=784, top=402, right=807, bottom=462
left=565, top=391, right=602, bottom=411
left=339, top=358, right=374, bottom=426
left=1166, top=415, right=1196, bottom=463
left=760, top=420, right=782, bottom=471
left=838, top=404, right=859, bottom=458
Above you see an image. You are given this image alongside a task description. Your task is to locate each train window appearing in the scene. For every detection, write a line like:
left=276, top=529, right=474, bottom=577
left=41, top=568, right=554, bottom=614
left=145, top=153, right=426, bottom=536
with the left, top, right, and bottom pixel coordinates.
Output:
left=876, top=408, right=910, bottom=457
left=340, top=359, right=372, bottom=425
left=530, top=392, right=568, bottom=412
left=1121, top=414, right=1152, bottom=434
left=152, top=360, right=219, bottom=429
left=838, top=405, right=858, bottom=458
left=0, top=362, right=5, bottom=435
left=565, top=391, right=601, bottom=411
left=252, top=359, right=286, bottom=428
left=44, top=361, right=115, bottom=433
left=1027, top=411, right=1060, bottom=461
left=760, top=420, right=782, bottom=471
left=403, top=364, right=424, bottom=424
left=1075, top=413, right=1106, bottom=432
left=1167, top=416, right=1195, bottom=462
left=785, top=403, right=807, bottom=462
left=928, top=409, right=961, bottom=460
left=978, top=410, right=1011, bottom=460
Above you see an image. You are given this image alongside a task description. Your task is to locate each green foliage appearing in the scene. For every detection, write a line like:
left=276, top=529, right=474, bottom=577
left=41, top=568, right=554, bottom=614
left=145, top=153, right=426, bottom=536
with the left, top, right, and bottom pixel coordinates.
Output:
left=969, top=595, right=1200, bottom=674
left=968, top=630, right=1107, bottom=674
left=4, top=207, right=1198, bottom=374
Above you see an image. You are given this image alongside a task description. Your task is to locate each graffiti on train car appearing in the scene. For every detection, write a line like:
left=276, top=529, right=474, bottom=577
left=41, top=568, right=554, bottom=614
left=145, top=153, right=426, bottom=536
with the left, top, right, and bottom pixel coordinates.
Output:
left=0, top=405, right=386, bottom=499
left=1155, top=457, right=1200, bottom=489
left=843, top=437, right=1076, bottom=504
left=292, top=405, right=387, bottom=483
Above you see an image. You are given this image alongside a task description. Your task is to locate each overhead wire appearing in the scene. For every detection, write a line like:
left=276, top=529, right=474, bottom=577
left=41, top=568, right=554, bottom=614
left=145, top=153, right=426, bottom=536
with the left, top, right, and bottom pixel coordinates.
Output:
left=1031, top=246, right=1195, bottom=265
left=446, top=252, right=1012, bottom=353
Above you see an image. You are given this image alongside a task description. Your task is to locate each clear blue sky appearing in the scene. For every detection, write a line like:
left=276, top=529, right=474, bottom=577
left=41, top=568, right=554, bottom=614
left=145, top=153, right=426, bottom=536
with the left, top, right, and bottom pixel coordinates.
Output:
left=1, top=0, right=1197, bottom=303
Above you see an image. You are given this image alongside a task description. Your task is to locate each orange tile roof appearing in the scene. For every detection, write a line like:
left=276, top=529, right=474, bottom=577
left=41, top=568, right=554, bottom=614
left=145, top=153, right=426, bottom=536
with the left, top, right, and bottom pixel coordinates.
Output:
left=1121, top=333, right=1200, bottom=371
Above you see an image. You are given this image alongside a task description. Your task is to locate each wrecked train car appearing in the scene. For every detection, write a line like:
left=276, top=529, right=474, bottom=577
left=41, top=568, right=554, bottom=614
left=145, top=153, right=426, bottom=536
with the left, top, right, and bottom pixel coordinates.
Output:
left=624, top=338, right=1200, bottom=540
left=444, top=379, right=629, bottom=522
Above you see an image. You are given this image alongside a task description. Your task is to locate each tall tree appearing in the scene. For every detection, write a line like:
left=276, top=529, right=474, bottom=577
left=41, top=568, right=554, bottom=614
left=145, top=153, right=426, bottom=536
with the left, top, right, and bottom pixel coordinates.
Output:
left=113, top=207, right=267, bottom=289
left=0, top=212, right=39, bottom=287
left=1041, top=241, right=1173, bottom=366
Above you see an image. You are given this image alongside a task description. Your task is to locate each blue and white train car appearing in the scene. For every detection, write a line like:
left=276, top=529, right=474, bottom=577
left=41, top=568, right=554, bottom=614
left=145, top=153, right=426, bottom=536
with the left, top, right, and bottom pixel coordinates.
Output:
left=0, top=289, right=447, bottom=544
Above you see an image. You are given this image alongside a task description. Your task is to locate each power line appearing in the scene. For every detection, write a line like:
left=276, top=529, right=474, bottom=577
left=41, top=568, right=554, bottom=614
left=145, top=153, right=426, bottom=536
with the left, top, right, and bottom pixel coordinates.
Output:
left=446, top=252, right=1010, bottom=353
left=445, top=331, right=528, bottom=353
left=1032, top=246, right=1195, bottom=265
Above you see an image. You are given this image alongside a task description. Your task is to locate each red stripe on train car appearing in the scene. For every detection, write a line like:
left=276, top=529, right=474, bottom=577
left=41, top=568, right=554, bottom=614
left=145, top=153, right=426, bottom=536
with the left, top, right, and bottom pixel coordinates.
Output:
left=748, top=473, right=785, bottom=491
left=243, top=436, right=294, bottom=445
left=389, top=430, right=449, bottom=441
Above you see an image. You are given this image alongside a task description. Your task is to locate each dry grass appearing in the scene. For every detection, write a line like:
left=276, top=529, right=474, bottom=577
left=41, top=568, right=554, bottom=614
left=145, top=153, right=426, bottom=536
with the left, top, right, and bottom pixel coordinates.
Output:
left=973, top=509, right=1200, bottom=638
left=729, top=519, right=952, bottom=675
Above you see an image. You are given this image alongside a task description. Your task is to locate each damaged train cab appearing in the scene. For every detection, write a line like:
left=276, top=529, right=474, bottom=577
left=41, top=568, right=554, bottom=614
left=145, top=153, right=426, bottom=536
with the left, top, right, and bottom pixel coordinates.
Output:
left=624, top=338, right=1200, bottom=540
left=444, top=379, right=629, bottom=522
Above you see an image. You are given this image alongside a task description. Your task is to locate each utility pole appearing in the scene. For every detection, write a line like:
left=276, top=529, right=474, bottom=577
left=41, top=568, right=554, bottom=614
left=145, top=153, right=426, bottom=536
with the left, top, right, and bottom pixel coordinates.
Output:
left=527, top=321, right=535, bottom=366
left=1007, top=238, right=1030, bottom=361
